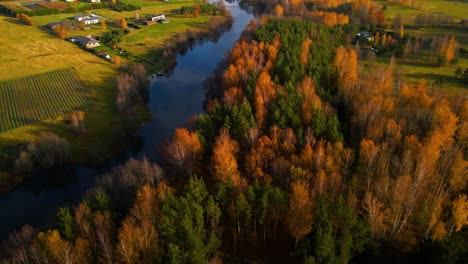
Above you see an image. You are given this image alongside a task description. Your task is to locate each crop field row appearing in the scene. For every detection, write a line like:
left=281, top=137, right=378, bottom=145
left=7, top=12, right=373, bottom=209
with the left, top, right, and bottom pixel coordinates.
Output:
left=0, top=68, right=92, bottom=133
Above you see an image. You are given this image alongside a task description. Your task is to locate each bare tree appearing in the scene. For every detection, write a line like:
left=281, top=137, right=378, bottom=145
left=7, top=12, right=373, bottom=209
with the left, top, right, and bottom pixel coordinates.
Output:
left=71, top=111, right=86, bottom=135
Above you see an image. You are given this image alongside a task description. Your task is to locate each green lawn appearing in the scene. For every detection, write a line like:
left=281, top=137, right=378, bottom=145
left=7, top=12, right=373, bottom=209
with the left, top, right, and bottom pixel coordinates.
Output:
left=0, top=13, right=118, bottom=157
left=0, top=0, right=215, bottom=148
left=0, top=1, right=228, bottom=193
left=372, top=0, right=468, bottom=95
left=376, top=0, right=468, bottom=21
left=417, top=0, right=467, bottom=19
left=375, top=53, right=468, bottom=95
left=0, top=68, right=92, bottom=132
left=375, top=0, right=426, bottom=24
left=405, top=27, right=468, bottom=49
left=93, top=1, right=195, bottom=19
left=121, top=14, right=211, bottom=55
left=119, top=0, right=196, bottom=8
left=31, top=13, right=77, bottom=25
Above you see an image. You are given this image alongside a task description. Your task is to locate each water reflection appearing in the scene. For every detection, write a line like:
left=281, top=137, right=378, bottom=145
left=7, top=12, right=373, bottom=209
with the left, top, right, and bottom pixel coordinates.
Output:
left=138, top=2, right=255, bottom=161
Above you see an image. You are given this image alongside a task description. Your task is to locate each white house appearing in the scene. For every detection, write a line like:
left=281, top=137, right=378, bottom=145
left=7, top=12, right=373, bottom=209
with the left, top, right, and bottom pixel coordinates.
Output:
left=88, top=0, right=101, bottom=2
left=65, top=0, right=75, bottom=2
left=74, top=15, right=88, bottom=22
left=147, top=14, right=165, bottom=22
left=83, top=18, right=99, bottom=24
left=74, top=14, right=99, bottom=24
left=71, top=36, right=100, bottom=48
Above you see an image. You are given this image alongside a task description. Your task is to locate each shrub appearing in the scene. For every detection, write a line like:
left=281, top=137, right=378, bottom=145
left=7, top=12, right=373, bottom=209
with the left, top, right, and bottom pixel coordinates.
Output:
left=461, top=68, right=468, bottom=84
left=15, top=132, right=71, bottom=170
left=70, top=111, right=86, bottom=135
left=455, top=67, right=463, bottom=79
left=17, top=13, right=33, bottom=25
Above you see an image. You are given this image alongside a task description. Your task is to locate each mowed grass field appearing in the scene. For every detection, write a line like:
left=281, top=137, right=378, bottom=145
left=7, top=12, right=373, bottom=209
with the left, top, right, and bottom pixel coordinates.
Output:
left=376, top=0, right=467, bottom=21
left=0, top=14, right=119, bottom=159
left=372, top=0, right=468, bottom=94
left=29, top=0, right=219, bottom=66
left=92, top=0, right=214, bottom=61
left=0, top=0, right=224, bottom=158
left=0, top=68, right=91, bottom=132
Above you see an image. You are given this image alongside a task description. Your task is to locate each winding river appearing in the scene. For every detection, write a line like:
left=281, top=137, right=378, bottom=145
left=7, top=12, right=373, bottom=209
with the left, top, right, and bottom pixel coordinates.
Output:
left=0, top=1, right=254, bottom=241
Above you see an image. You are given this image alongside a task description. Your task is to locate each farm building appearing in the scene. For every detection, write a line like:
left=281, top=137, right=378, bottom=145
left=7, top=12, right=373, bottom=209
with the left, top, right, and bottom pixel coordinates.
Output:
left=74, top=14, right=99, bottom=24
left=71, top=36, right=100, bottom=48
left=147, top=14, right=165, bottom=22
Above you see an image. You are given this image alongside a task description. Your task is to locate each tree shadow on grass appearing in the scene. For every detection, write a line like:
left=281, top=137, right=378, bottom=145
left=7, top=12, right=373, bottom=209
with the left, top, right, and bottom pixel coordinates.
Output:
left=405, top=72, right=459, bottom=83
left=397, top=58, right=436, bottom=68
left=4, top=17, right=23, bottom=26
left=169, top=8, right=181, bottom=15
left=405, top=72, right=466, bottom=91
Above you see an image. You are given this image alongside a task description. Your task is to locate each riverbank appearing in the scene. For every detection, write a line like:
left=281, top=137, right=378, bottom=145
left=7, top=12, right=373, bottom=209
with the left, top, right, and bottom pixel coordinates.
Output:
left=0, top=1, right=233, bottom=196
left=0, top=1, right=250, bottom=241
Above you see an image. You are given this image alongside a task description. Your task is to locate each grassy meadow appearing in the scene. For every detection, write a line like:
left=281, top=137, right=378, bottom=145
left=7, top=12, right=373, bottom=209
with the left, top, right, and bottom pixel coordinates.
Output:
left=0, top=13, right=118, bottom=153
left=0, top=0, right=221, bottom=150
left=372, top=0, right=468, bottom=94
left=28, top=0, right=222, bottom=67
left=376, top=0, right=467, bottom=21
left=0, top=68, right=92, bottom=132
left=0, top=0, right=228, bottom=193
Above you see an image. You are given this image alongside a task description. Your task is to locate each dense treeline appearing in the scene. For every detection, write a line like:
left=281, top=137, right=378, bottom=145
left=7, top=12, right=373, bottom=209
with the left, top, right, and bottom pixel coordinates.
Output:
left=242, top=0, right=386, bottom=27
left=2, top=15, right=467, bottom=264
left=0, top=2, right=132, bottom=17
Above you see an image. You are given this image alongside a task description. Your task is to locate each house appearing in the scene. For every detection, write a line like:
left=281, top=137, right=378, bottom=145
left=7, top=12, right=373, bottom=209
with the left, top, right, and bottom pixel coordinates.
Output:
left=356, top=31, right=374, bottom=42
left=74, top=14, right=88, bottom=21
left=83, top=18, right=99, bottom=25
left=47, top=21, right=65, bottom=29
left=74, top=14, right=99, bottom=24
left=65, top=0, right=75, bottom=2
left=147, top=14, right=165, bottom=22
left=71, top=35, right=100, bottom=48
left=87, top=0, right=101, bottom=2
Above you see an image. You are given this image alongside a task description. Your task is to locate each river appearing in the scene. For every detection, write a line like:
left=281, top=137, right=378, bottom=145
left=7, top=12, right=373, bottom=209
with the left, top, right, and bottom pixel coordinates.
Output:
left=0, top=1, right=254, bottom=241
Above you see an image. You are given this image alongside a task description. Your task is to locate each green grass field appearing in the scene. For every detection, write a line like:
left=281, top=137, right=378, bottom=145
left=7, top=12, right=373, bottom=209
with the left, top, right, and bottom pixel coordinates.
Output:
left=0, top=0, right=215, bottom=146
left=0, top=0, right=226, bottom=192
left=27, top=0, right=221, bottom=67
left=376, top=0, right=467, bottom=21
left=0, top=68, right=91, bottom=132
left=372, top=0, right=468, bottom=94
left=0, top=13, right=118, bottom=154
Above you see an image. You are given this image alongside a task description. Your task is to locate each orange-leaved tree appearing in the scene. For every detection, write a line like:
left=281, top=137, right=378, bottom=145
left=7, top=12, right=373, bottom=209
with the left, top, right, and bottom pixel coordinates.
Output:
left=286, top=181, right=313, bottom=248
left=165, top=128, right=202, bottom=176
left=211, top=129, right=243, bottom=188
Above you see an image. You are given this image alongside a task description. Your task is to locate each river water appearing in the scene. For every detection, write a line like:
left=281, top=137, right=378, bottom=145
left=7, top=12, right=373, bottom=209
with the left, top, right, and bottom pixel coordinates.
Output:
left=0, top=1, right=254, bottom=241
